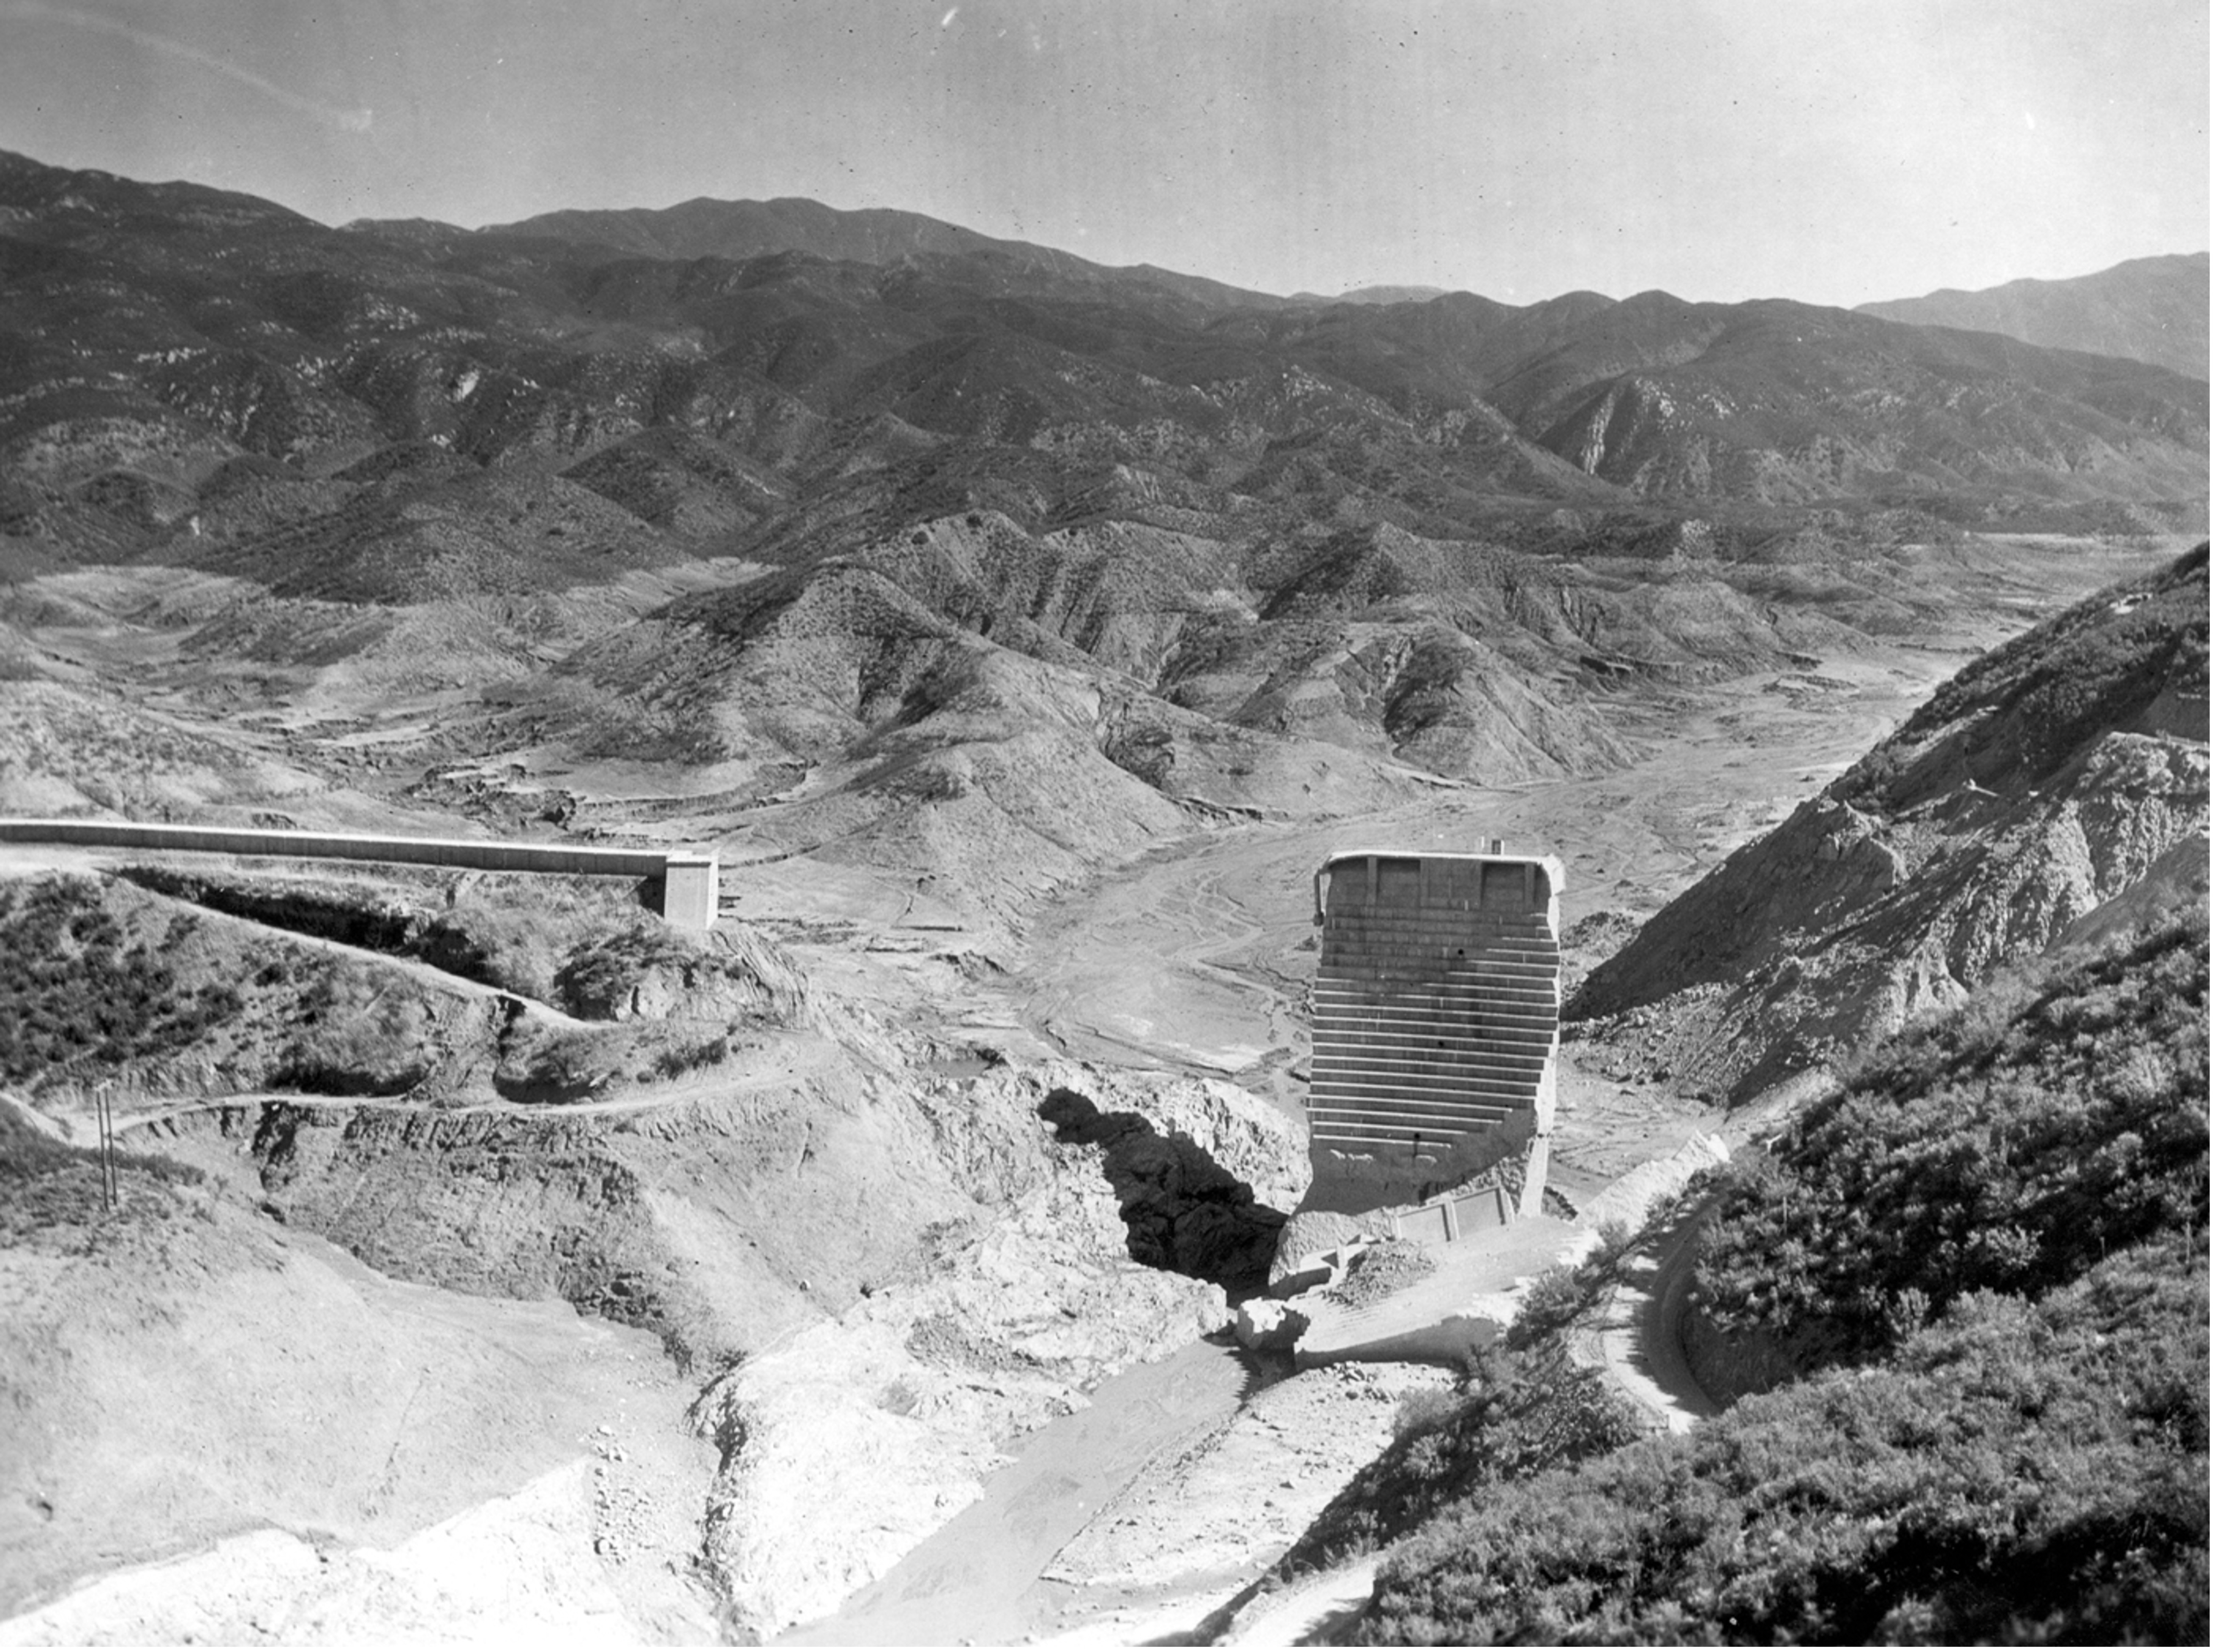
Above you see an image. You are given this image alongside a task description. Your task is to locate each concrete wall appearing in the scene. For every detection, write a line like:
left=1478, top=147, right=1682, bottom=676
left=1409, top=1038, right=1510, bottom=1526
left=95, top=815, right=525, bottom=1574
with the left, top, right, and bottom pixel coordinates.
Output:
left=1305, top=848, right=1563, bottom=1211
left=0, top=818, right=719, bottom=928
left=661, top=852, right=721, bottom=930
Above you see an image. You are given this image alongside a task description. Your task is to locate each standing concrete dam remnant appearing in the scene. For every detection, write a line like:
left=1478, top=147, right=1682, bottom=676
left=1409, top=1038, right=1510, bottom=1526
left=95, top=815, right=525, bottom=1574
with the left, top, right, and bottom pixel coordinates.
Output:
left=1304, top=842, right=1563, bottom=1216
left=0, top=818, right=721, bottom=929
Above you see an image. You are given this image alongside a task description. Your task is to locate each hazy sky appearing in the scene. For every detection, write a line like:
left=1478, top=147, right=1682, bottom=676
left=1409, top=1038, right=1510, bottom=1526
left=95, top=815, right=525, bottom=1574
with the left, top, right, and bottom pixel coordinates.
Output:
left=0, top=0, right=2206, bottom=306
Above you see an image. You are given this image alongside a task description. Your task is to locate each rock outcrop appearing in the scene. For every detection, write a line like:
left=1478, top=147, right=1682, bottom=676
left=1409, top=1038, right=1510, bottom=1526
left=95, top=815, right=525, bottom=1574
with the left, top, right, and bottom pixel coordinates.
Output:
left=1573, top=545, right=2211, bottom=1100
left=690, top=1059, right=1307, bottom=1639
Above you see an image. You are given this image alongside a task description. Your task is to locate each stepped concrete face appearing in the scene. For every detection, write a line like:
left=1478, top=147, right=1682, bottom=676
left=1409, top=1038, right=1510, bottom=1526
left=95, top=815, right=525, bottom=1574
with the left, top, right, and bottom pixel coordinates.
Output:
left=1303, top=847, right=1563, bottom=1215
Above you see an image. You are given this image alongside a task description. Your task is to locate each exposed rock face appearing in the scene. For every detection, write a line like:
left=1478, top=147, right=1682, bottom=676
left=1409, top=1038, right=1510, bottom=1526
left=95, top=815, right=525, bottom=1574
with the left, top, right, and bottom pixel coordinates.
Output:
left=692, top=1202, right=1226, bottom=1639
left=555, top=922, right=809, bottom=1025
left=1574, top=546, right=2211, bottom=1099
left=150, top=1041, right=1305, bottom=1641
left=231, top=1047, right=968, bottom=1367
left=691, top=1059, right=1307, bottom=1640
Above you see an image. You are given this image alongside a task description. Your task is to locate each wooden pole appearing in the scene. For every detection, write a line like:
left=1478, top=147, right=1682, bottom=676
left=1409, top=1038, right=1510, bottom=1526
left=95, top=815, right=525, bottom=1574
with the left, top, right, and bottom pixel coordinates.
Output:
left=94, top=1081, right=116, bottom=1212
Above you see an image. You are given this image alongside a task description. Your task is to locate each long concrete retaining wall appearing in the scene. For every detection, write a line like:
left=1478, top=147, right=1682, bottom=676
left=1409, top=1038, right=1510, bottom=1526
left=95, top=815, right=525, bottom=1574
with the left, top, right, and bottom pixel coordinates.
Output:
left=0, top=819, right=720, bottom=927
left=1305, top=846, right=1563, bottom=1209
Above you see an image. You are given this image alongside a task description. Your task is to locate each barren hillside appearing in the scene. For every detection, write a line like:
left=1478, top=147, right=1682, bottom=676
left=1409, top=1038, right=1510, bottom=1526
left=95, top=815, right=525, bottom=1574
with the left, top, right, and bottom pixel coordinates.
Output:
left=1573, top=543, right=2210, bottom=1100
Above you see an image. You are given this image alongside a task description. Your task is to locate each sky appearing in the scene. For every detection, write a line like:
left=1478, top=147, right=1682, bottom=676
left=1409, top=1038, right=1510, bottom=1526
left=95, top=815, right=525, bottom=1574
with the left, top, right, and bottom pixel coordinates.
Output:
left=0, top=0, right=2206, bottom=307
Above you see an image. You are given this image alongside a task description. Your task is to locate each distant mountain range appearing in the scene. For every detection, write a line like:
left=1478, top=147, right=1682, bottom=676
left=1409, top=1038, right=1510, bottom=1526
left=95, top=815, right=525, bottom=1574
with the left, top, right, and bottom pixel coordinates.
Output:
left=475, top=193, right=2211, bottom=385
left=1860, top=252, right=2208, bottom=382
left=474, top=203, right=1455, bottom=314
left=0, top=144, right=2205, bottom=916
left=1298, top=284, right=1454, bottom=306
left=462, top=195, right=1307, bottom=321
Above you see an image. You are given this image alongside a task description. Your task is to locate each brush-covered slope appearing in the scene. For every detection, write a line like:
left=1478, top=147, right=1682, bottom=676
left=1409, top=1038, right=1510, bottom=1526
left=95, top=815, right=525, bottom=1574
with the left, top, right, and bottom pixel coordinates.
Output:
left=1572, top=543, right=2210, bottom=1100
left=1346, top=908, right=2207, bottom=1644
left=1694, top=905, right=2209, bottom=1380
left=1861, top=252, right=2210, bottom=382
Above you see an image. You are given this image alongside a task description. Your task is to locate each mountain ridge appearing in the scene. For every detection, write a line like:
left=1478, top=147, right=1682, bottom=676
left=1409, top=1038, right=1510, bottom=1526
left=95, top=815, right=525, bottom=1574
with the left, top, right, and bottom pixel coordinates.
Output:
left=1571, top=542, right=2211, bottom=1101
left=1860, top=251, right=2209, bottom=382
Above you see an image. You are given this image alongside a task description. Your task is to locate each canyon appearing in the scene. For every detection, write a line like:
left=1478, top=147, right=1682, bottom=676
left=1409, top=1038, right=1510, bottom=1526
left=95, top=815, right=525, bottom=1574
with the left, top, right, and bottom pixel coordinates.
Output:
left=0, top=147, right=2205, bottom=1644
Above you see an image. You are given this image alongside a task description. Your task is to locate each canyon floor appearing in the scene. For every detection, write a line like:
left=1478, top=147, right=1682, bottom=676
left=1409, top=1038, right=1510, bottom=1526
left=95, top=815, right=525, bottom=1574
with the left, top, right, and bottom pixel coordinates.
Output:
left=0, top=535, right=2185, bottom=1645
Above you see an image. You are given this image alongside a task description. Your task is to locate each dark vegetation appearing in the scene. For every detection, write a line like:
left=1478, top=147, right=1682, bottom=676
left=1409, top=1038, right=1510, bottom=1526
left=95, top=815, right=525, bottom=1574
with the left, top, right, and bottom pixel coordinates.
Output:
left=1240, top=1216, right=1648, bottom=1604
left=0, top=871, right=799, bottom=1107
left=552, top=923, right=722, bottom=1018
left=1361, top=1244, right=2205, bottom=1645
left=1300, top=1349, right=1645, bottom=1580
left=120, top=864, right=800, bottom=1028
left=0, top=878, right=239, bottom=1083
left=1696, top=905, right=2208, bottom=1369
left=123, top=864, right=506, bottom=985
left=267, top=959, right=435, bottom=1097
left=1338, top=906, right=2208, bottom=1644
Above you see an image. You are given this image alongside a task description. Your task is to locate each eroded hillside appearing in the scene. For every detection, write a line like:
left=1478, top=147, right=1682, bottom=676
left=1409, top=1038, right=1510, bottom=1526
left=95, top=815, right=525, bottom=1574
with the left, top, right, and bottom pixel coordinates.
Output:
left=1, top=148, right=2206, bottom=920
left=0, top=144, right=2210, bottom=1645
left=1573, top=544, right=2210, bottom=1100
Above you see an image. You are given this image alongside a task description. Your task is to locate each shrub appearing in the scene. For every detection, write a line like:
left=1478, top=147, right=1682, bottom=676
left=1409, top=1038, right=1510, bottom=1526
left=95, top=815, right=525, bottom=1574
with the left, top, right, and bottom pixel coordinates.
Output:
left=648, top=1035, right=730, bottom=1081
left=1279, top=1344, right=1644, bottom=1575
left=0, top=878, right=243, bottom=1083
left=1353, top=1243, right=2208, bottom=1646
left=1695, top=904, right=2208, bottom=1368
left=269, top=959, right=431, bottom=1095
left=1336, top=895, right=2210, bottom=1647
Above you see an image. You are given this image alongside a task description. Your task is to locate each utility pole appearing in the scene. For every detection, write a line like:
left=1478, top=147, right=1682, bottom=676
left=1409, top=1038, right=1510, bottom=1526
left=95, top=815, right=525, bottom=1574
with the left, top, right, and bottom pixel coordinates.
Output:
left=93, top=1079, right=118, bottom=1213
